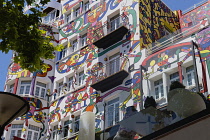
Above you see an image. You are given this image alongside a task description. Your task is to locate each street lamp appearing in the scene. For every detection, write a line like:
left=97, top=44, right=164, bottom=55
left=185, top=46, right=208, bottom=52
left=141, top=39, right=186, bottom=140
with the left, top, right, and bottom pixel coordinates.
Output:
left=0, top=92, right=30, bottom=140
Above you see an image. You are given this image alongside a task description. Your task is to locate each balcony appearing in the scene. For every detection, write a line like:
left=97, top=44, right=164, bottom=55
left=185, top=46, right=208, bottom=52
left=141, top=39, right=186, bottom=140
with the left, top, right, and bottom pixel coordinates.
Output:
left=90, top=57, right=129, bottom=92
left=93, top=14, right=129, bottom=49
left=146, top=17, right=209, bottom=56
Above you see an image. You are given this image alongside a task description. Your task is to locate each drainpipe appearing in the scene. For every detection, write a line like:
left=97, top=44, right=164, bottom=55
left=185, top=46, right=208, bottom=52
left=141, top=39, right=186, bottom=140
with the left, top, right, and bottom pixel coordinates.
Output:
left=139, top=65, right=144, bottom=110
left=103, top=103, right=106, bottom=140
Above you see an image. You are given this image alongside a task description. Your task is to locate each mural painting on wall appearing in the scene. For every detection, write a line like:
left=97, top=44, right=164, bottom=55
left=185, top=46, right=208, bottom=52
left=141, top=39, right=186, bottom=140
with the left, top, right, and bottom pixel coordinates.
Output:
left=141, top=42, right=193, bottom=78
left=196, top=27, right=210, bottom=78
left=179, top=2, right=210, bottom=32
left=139, top=0, right=180, bottom=49
left=48, top=88, right=100, bottom=135
left=51, top=0, right=141, bottom=135
left=59, top=0, right=137, bottom=40
left=8, top=62, right=52, bottom=79
left=56, top=45, right=98, bottom=73
left=18, top=98, right=49, bottom=139
left=56, top=0, right=140, bottom=74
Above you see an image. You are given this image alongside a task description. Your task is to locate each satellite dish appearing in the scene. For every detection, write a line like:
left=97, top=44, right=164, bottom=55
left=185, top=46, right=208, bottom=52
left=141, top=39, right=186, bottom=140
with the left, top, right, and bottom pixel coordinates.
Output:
left=167, top=88, right=206, bottom=118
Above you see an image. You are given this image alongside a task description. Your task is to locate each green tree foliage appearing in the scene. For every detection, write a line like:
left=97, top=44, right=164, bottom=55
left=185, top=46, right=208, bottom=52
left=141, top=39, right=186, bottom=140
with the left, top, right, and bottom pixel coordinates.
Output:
left=0, top=0, right=63, bottom=71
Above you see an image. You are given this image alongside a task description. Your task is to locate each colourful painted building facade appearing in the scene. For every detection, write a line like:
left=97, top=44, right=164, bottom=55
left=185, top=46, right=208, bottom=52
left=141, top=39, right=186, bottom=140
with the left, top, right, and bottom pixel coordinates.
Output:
left=2, top=0, right=210, bottom=140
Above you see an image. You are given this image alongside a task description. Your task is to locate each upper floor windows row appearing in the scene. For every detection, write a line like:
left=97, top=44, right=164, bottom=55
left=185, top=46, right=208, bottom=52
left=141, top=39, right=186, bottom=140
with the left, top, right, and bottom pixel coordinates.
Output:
left=7, top=80, right=48, bottom=100
left=51, top=115, right=80, bottom=139
left=64, top=1, right=89, bottom=24
left=10, top=124, right=40, bottom=140
left=58, top=33, right=87, bottom=60
left=54, top=71, right=85, bottom=100
left=151, top=65, right=196, bottom=102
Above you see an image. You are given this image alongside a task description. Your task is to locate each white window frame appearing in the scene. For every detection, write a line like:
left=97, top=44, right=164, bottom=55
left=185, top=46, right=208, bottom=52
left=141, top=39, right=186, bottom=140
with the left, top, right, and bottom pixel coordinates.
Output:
left=63, top=120, right=71, bottom=138
left=58, top=81, right=63, bottom=96
left=52, top=125, right=59, bottom=140
left=10, top=124, right=23, bottom=140
left=9, top=84, right=14, bottom=93
left=154, top=79, right=164, bottom=100
left=72, top=39, right=78, bottom=52
left=19, top=81, right=31, bottom=95
left=35, top=82, right=47, bottom=99
left=108, top=52, right=120, bottom=76
left=74, top=7, right=80, bottom=18
left=74, top=115, right=80, bottom=133
left=78, top=71, right=84, bottom=86
left=66, top=13, right=71, bottom=23
left=110, top=14, right=120, bottom=32
left=68, top=76, right=74, bottom=91
left=84, top=1, right=89, bottom=12
left=170, top=72, right=179, bottom=83
left=60, top=45, right=68, bottom=59
left=27, top=125, right=40, bottom=140
left=186, top=65, right=195, bottom=86
left=107, top=97, right=120, bottom=127
left=80, top=33, right=87, bottom=47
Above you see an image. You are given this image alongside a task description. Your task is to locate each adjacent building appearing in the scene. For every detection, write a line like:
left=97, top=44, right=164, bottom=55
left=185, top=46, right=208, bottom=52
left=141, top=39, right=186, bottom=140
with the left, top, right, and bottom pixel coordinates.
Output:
left=2, top=0, right=210, bottom=140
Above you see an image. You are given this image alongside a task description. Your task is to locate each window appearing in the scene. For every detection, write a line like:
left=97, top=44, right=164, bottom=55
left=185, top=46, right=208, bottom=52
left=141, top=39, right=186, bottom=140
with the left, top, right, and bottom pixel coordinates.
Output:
left=154, top=79, right=164, bottom=99
left=10, top=124, right=23, bottom=140
left=110, top=14, right=120, bottom=32
left=78, top=71, right=84, bottom=86
left=9, top=84, right=14, bottom=93
left=68, top=77, right=73, bottom=91
left=74, top=7, right=80, bottom=18
left=72, top=40, right=78, bottom=52
left=19, top=81, right=31, bottom=95
left=74, top=115, right=80, bottom=132
left=58, top=81, right=63, bottom=96
left=170, top=72, right=179, bottom=83
left=108, top=53, right=120, bottom=75
left=27, top=125, right=39, bottom=140
left=107, top=98, right=119, bottom=127
left=35, top=82, right=46, bottom=99
left=66, top=13, right=71, bottom=23
left=63, top=120, right=71, bottom=138
left=84, top=2, right=89, bottom=12
left=81, top=33, right=87, bottom=47
left=60, top=45, right=68, bottom=59
left=52, top=125, right=59, bottom=140
left=186, top=65, right=195, bottom=86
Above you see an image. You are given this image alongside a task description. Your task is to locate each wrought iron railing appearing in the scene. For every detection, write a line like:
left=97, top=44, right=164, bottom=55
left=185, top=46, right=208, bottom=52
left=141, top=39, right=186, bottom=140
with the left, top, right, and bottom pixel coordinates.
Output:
left=90, top=56, right=129, bottom=84
left=93, top=13, right=129, bottom=41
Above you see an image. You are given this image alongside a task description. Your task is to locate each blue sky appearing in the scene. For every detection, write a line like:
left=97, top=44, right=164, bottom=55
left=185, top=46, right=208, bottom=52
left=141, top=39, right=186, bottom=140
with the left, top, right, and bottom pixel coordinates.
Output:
left=0, top=0, right=205, bottom=91
left=0, top=51, right=12, bottom=91
left=162, top=0, right=205, bottom=11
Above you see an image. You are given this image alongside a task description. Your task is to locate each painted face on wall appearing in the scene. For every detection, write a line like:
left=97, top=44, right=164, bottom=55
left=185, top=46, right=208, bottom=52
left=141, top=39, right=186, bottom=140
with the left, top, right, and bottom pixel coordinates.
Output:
left=87, top=3, right=106, bottom=23
left=10, top=63, right=21, bottom=73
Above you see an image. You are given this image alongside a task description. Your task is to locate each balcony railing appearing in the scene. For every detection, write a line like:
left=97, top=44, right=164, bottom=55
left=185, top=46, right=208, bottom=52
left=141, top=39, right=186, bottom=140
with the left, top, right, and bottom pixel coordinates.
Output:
left=42, top=16, right=60, bottom=28
left=91, top=56, right=129, bottom=84
left=146, top=17, right=209, bottom=56
left=182, top=0, right=208, bottom=14
left=93, top=13, right=129, bottom=41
